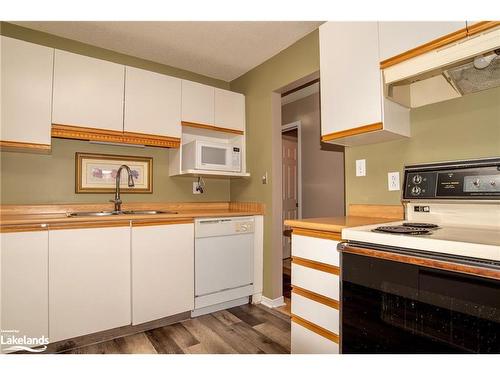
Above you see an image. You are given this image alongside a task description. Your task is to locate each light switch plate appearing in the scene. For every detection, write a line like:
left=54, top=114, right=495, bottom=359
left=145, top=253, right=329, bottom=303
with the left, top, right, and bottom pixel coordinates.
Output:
left=388, top=172, right=400, bottom=191
left=356, top=159, right=366, bottom=177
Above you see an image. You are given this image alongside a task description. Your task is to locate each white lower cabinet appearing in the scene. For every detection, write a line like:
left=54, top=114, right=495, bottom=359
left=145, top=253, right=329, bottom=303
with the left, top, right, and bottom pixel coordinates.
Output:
left=131, top=222, right=194, bottom=325
left=48, top=226, right=131, bottom=342
left=1, top=230, right=49, bottom=351
left=291, top=233, right=341, bottom=354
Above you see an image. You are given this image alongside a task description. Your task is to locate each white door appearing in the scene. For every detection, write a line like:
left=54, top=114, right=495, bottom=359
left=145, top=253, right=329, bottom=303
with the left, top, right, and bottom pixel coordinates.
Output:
left=52, top=50, right=125, bottom=131
left=181, top=80, right=215, bottom=125
left=282, top=135, right=298, bottom=260
left=124, top=66, right=182, bottom=138
left=1, top=36, right=53, bottom=146
left=378, top=22, right=466, bottom=61
left=214, top=88, right=245, bottom=131
left=319, top=22, right=382, bottom=136
left=49, top=226, right=131, bottom=342
left=1, top=231, right=49, bottom=351
left=131, top=223, right=194, bottom=325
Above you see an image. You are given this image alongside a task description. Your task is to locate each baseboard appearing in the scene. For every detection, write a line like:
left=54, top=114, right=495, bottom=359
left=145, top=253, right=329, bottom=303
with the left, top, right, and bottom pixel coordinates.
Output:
left=260, top=295, right=286, bottom=309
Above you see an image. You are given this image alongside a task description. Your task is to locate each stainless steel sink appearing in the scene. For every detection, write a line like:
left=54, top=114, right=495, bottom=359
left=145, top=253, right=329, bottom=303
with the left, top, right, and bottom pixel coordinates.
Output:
left=67, top=210, right=177, bottom=217
left=121, top=210, right=177, bottom=215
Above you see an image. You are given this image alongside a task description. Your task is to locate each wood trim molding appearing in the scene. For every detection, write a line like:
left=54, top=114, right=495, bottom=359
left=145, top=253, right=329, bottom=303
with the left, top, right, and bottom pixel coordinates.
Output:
left=48, top=221, right=131, bottom=231
left=380, top=21, right=500, bottom=69
left=0, top=224, right=48, bottom=233
left=343, top=245, right=500, bottom=281
left=181, top=121, right=244, bottom=135
left=292, top=256, right=340, bottom=275
left=293, top=228, right=341, bottom=241
left=132, top=218, right=194, bottom=227
left=292, top=285, right=339, bottom=310
left=321, top=122, right=383, bottom=142
left=0, top=140, right=51, bottom=153
left=467, top=21, right=500, bottom=36
left=52, top=124, right=180, bottom=148
left=291, top=314, right=339, bottom=344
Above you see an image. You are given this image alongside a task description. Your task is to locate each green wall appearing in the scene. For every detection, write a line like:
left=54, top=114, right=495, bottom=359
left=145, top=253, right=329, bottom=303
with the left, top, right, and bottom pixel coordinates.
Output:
left=0, top=139, right=230, bottom=204
left=230, top=30, right=320, bottom=298
left=0, top=22, right=231, bottom=204
left=345, top=87, right=500, bottom=206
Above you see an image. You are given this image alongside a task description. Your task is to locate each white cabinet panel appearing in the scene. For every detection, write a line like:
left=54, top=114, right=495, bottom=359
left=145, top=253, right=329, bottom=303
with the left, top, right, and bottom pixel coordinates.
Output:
left=1, top=231, right=49, bottom=350
left=291, top=234, right=339, bottom=266
left=214, top=88, right=245, bottom=131
left=131, top=223, right=194, bottom=325
left=291, top=293, right=339, bottom=334
left=1, top=36, right=53, bottom=145
left=181, top=80, right=214, bottom=125
left=52, top=50, right=125, bottom=131
left=124, top=67, right=181, bottom=138
left=49, top=227, right=131, bottom=342
left=378, top=22, right=466, bottom=61
left=320, top=22, right=382, bottom=136
left=291, top=322, right=339, bottom=354
left=291, top=263, right=340, bottom=301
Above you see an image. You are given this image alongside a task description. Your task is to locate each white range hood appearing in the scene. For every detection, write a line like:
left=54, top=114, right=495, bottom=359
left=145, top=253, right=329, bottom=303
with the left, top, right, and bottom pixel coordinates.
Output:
left=383, top=25, right=500, bottom=108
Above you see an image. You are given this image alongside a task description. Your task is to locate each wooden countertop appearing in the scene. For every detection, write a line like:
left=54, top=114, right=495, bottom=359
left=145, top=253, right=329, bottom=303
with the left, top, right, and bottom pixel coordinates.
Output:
left=0, top=202, right=264, bottom=230
left=284, top=216, right=398, bottom=234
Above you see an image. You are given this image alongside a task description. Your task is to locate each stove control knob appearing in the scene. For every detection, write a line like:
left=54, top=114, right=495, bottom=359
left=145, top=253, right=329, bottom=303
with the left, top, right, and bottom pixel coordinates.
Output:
left=411, top=186, right=421, bottom=196
left=473, top=178, right=480, bottom=187
left=412, top=175, right=423, bottom=184
left=490, top=180, right=496, bottom=186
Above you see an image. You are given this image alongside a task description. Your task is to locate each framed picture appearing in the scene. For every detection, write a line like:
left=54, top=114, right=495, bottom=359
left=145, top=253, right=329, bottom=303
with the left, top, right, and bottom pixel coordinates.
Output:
left=75, top=153, right=153, bottom=193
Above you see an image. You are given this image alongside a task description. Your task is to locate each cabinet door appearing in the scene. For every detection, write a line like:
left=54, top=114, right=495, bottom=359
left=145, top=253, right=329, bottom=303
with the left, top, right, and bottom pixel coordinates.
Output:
left=1, top=36, right=53, bottom=146
left=52, top=50, right=125, bottom=131
left=124, top=67, right=181, bottom=138
left=1, top=231, right=49, bottom=350
left=319, top=22, right=382, bottom=136
left=378, top=22, right=466, bottom=61
left=214, top=88, right=245, bottom=132
left=49, top=226, right=131, bottom=342
left=181, top=80, right=215, bottom=125
left=131, top=223, right=194, bottom=325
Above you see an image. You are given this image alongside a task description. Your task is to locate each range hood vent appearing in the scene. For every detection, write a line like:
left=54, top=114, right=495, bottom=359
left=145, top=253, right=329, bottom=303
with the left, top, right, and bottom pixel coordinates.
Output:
left=383, top=25, right=500, bottom=108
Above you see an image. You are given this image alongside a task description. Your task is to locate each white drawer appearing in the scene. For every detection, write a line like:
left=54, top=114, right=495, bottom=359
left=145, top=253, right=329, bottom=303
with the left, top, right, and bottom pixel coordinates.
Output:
left=291, top=263, right=339, bottom=301
left=291, top=234, right=340, bottom=266
left=291, top=292, right=339, bottom=334
left=291, top=321, right=339, bottom=354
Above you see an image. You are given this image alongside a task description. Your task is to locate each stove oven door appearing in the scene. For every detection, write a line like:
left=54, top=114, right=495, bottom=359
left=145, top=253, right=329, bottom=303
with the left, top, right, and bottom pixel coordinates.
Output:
left=341, top=247, right=500, bottom=353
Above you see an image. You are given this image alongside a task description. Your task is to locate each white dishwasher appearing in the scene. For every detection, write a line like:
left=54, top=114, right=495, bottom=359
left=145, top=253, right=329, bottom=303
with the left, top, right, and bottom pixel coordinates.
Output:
left=192, top=216, right=254, bottom=317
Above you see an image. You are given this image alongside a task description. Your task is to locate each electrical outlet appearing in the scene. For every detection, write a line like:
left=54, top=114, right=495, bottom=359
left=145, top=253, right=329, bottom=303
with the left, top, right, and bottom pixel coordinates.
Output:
left=193, top=181, right=201, bottom=194
left=262, top=172, right=268, bottom=184
left=356, top=159, right=366, bottom=177
left=388, top=172, right=400, bottom=191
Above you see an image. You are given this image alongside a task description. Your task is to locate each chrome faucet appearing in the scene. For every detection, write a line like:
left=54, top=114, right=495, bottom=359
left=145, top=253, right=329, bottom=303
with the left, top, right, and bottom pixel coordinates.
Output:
left=110, top=165, right=135, bottom=212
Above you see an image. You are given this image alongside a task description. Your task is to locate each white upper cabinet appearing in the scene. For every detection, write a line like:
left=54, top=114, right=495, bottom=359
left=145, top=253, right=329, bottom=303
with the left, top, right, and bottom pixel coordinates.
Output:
left=52, top=50, right=125, bottom=132
left=320, top=22, right=382, bottom=135
left=131, top=222, right=194, bottom=325
left=378, top=22, right=466, bottom=61
left=49, top=226, right=131, bottom=342
left=1, top=230, right=49, bottom=350
left=181, top=80, right=215, bottom=125
left=1, top=36, right=53, bottom=146
left=124, top=67, right=182, bottom=138
left=214, top=88, right=245, bottom=132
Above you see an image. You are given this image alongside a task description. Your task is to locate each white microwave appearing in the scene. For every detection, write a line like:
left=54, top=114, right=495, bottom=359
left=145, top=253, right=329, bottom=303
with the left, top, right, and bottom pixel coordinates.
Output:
left=182, top=140, right=242, bottom=172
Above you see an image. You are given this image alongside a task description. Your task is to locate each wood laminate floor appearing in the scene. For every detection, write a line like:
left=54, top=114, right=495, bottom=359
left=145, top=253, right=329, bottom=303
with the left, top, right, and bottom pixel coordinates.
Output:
left=62, top=303, right=291, bottom=354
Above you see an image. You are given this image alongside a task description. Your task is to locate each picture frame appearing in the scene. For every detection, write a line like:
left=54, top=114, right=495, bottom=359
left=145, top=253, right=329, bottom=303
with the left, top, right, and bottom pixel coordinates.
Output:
left=75, top=153, right=153, bottom=193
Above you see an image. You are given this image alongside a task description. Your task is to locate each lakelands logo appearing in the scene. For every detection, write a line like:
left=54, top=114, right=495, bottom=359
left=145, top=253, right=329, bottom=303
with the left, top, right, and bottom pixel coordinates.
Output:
left=1, top=329, right=49, bottom=353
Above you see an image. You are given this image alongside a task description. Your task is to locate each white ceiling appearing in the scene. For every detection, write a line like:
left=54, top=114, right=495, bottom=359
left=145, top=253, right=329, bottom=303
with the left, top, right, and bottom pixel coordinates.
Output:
left=13, top=21, right=323, bottom=82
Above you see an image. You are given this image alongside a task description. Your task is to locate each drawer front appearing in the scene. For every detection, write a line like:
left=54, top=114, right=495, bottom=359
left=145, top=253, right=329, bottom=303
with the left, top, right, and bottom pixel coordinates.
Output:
left=291, top=263, right=339, bottom=301
left=291, top=292, right=339, bottom=334
left=291, top=321, right=339, bottom=354
left=291, top=234, right=340, bottom=266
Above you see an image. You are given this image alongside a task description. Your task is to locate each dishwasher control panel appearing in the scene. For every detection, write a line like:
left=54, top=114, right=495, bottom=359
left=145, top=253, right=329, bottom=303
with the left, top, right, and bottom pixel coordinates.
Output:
left=195, top=217, right=255, bottom=238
